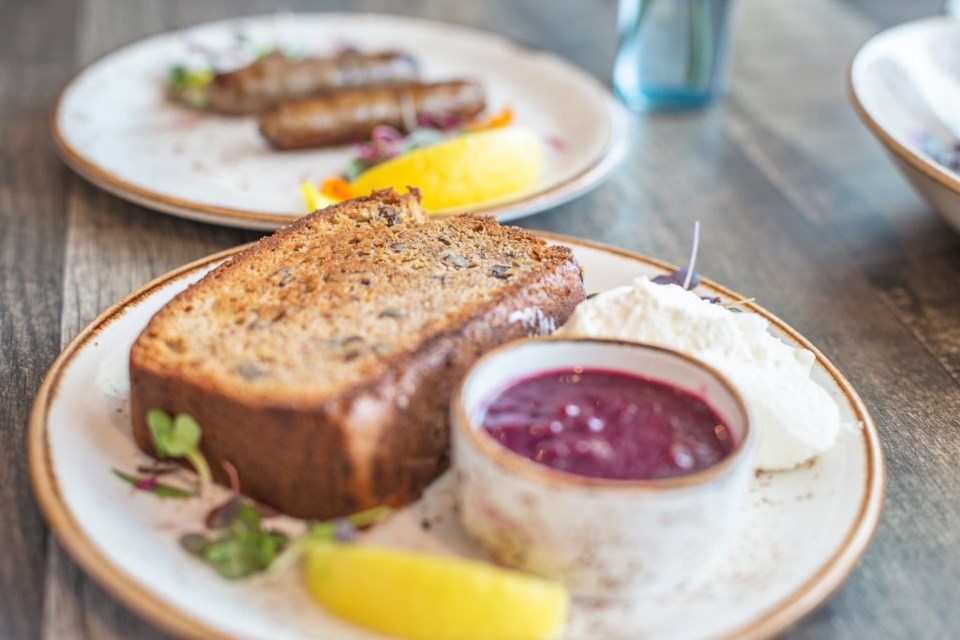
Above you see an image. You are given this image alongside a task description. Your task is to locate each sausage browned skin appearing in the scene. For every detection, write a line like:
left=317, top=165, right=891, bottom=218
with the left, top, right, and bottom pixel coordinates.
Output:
left=258, top=81, right=486, bottom=150
left=205, top=51, right=419, bottom=115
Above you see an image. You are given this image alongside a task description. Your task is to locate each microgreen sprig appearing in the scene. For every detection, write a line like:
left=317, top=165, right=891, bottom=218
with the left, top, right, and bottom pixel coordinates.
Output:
left=146, top=409, right=213, bottom=494
left=167, top=66, right=214, bottom=109
left=181, top=502, right=388, bottom=580
left=681, top=220, right=701, bottom=290
left=651, top=220, right=724, bottom=303
left=652, top=221, right=703, bottom=290
left=180, top=499, right=288, bottom=580
left=112, top=469, right=194, bottom=499
left=266, top=506, right=390, bottom=579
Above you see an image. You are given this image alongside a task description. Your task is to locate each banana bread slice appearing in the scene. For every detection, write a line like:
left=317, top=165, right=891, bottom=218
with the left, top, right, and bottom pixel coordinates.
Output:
left=129, top=189, right=585, bottom=519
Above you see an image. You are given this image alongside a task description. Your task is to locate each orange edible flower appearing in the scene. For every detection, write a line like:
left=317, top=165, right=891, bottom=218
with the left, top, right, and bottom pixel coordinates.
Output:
left=468, top=106, right=514, bottom=131
left=321, top=176, right=357, bottom=202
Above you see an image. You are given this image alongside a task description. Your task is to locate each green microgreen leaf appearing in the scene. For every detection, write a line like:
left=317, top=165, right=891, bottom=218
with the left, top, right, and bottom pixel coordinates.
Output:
left=265, top=533, right=314, bottom=579
left=266, top=506, right=390, bottom=579
left=145, top=409, right=212, bottom=493
left=167, top=66, right=213, bottom=109
left=344, top=505, right=390, bottom=529
left=169, top=65, right=190, bottom=91
left=255, top=45, right=276, bottom=60
left=168, top=66, right=213, bottom=90
left=186, top=450, right=213, bottom=492
left=113, top=469, right=193, bottom=499
left=180, top=497, right=290, bottom=580
left=165, top=414, right=202, bottom=456
left=203, top=536, right=266, bottom=579
left=147, top=408, right=174, bottom=452
left=344, top=158, right=367, bottom=182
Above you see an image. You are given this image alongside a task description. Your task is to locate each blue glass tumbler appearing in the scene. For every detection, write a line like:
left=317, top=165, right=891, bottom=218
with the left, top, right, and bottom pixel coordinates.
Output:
left=613, top=0, right=735, bottom=111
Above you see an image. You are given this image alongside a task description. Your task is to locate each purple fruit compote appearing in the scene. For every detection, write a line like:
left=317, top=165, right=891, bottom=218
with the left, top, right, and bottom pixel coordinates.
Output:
left=479, top=368, right=735, bottom=481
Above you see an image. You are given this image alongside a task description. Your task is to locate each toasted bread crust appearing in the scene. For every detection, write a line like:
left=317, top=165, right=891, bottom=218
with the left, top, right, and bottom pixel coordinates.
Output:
left=129, top=190, right=585, bottom=518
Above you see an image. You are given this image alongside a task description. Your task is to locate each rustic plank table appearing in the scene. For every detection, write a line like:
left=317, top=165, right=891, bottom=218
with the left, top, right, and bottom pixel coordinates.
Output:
left=3, top=0, right=958, bottom=637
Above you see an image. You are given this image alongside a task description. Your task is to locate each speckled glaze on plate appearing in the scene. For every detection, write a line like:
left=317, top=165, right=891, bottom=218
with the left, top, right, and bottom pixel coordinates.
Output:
left=29, top=235, right=884, bottom=640
left=52, top=13, right=629, bottom=230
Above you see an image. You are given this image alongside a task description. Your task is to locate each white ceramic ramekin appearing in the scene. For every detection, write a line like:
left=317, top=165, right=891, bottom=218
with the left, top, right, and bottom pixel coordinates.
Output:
left=451, top=338, right=756, bottom=598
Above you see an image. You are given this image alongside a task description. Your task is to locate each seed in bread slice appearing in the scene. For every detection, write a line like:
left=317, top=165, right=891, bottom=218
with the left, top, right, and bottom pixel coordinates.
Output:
left=129, top=189, right=585, bottom=519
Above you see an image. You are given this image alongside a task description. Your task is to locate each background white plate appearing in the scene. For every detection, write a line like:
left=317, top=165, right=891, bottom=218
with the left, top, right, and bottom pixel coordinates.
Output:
left=29, top=235, right=884, bottom=640
left=850, top=16, right=960, bottom=233
left=53, top=13, right=629, bottom=230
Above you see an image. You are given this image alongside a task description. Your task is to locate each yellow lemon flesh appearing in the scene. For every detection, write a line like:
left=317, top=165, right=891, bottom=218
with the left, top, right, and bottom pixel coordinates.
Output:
left=349, top=127, right=544, bottom=212
left=300, top=181, right=338, bottom=212
left=305, top=542, right=569, bottom=640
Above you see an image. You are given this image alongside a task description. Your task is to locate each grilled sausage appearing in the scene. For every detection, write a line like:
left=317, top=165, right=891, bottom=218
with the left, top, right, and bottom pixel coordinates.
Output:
left=258, top=80, right=486, bottom=150
left=205, top=51, right=419, bottom=115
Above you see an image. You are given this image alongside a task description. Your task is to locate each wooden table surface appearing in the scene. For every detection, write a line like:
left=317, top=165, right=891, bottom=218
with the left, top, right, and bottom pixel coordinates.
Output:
left=3, top=0, right=958, bottom=637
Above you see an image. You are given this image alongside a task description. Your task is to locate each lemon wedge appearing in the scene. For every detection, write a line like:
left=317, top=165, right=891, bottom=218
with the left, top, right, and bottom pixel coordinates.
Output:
left=349, top=127, right=545, bottom=212
left=305, top=542, right=569, bottom=640
left=300, top=181, right=338, bottom=212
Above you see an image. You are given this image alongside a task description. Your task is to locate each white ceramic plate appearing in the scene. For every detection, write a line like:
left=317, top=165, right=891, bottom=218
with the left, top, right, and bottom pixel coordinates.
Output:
left=53, top=13, right=629, bottom=230
left=850, top=16, right=960, bottom=233
left=29, top=235, right=884, bottom=640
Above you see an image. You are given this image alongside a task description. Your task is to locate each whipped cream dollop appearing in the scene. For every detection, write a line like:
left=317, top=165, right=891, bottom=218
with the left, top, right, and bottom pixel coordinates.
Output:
left=555, top=277, right=842, bottom=471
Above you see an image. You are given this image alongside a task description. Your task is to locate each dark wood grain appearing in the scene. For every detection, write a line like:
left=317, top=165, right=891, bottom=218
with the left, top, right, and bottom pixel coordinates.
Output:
left=843, top=0, right=943, bottom=27
left=0, top=2, right=81, bottom=638
left=868, top=248, right=960, bottom=384
left=2, top=0, right=960, bottom=638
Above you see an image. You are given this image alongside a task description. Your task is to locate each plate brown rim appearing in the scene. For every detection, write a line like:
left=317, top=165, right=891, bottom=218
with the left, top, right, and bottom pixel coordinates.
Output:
left=50, top=12, right=623, bottom=231
left=28, top=233, right=885, bottom=640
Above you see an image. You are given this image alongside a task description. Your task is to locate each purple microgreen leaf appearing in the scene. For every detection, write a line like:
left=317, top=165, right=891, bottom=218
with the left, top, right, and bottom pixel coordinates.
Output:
left=651, top=268, right=698, bottom=288
left=222, top=460, right=240, bottom=495
left=205, top=495, right=247, bottom=530
left=682, top=221, right=701, bottom=291
left=180, top=533, right=208, bottom=556
left=113, top=469, right=194, bottom=499
left=334, top=519, right=356, bottom=542
left=347, top=123, right=453, bottom=178
left=134, top=475, right=158, bottom=491
left=419, top=110, right=472, bottom=131
left=253, top=502, right=282, bottom=520
left=652, top=221, right=704, bottom=291
left=135, top=463, right=179, bottom=475
left=184, top=499, right=290, bottom=580
left=371, top=125, right=404, bottom=146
